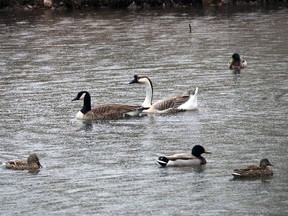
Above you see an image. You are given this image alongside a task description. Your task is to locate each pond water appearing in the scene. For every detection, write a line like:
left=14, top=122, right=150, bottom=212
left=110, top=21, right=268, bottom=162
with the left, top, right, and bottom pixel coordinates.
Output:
left=0, top=6, right=287, bottom=215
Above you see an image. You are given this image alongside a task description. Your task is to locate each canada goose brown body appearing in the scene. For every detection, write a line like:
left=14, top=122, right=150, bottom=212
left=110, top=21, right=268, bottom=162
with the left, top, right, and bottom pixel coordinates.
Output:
left=72, top=91, right=143, bottom=120
left=129, top=75, right=198, bottom=114
left=4, top=154, right=42, bottom=170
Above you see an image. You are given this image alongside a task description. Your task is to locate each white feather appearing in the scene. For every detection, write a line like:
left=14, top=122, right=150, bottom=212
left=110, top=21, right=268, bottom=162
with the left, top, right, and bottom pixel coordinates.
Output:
left=167, top=159, right=201, bottom=167
left=177, top=87, right=198, bottom=110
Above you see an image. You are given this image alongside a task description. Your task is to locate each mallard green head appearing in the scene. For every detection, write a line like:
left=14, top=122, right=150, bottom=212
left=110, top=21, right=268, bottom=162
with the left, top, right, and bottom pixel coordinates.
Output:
left=232, top=53, right=241, bottom=62
left=191, top=145, right=211, bottom=157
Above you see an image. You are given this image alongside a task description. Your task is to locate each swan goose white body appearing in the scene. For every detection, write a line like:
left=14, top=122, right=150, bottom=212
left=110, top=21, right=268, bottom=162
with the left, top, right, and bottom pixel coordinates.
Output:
left=129, top=75, right=198, bottom=114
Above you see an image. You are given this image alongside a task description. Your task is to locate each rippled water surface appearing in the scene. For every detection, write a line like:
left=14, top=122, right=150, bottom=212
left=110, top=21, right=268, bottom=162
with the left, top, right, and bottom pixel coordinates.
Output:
left=0, top=6, right=288, bottom=215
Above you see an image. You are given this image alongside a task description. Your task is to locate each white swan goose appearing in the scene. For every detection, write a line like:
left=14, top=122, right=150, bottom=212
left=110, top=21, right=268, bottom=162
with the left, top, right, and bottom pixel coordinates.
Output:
left=129, top=75, right=198, bottom=114
left=72, top=91, right=143, bottom=120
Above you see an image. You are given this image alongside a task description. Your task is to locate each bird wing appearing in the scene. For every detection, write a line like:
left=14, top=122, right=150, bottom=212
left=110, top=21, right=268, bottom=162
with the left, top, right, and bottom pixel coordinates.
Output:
left=233, top=166, right=269, bottom=177
left=5, top=160, right=26, bottom=170
left=152, top=93, right=190, bottom=111
left=165, top=153, right=195, bottom=161
left=85, top=104, right=142, bottom=120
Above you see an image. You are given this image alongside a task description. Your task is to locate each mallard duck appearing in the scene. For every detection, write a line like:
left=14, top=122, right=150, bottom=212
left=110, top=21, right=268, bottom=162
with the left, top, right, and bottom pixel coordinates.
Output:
left=129, top=75, right=198, bottom=114
left=157, top=145, right=211, bottom=167
left=232, top=158, right=273, bottom=178
left=4, top=154, right=42, bottom=170
left=229, top=53, right=247, bottom=72
left=72, top=91, right=144, bottom=120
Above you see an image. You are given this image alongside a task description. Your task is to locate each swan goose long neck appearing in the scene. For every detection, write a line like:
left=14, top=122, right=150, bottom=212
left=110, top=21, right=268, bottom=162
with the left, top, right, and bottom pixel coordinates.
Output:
left=129, top=75, right=153, bottom=108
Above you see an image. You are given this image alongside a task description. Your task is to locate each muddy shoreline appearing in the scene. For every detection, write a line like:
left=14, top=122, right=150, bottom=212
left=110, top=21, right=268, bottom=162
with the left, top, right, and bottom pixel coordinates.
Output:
left=1, top=0, right=287, bottom=11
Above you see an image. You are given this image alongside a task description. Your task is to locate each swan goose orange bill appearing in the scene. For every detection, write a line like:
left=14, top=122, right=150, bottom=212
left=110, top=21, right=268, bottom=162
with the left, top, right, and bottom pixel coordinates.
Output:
left=129, top=75, right=198, bottom=114
left=157, top=145, right=211, bottom=167
left=3, top=154, right=42, bottom=170
left=232, top=158, right=273, bottom=178
left=229, top=53, right=247, bottom=73
left=72, top=91, right=143, bottom=120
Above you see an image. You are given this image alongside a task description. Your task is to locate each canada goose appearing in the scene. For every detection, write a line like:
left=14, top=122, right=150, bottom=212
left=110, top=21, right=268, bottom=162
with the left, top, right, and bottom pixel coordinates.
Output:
left=229, top=53, right=247, bottom=73
left=232, top=158, right=273, bottom=178
left=157, top=145, right=211, bottom=167
left=3, top=154, right=42, bottom=170
left=72, top=91, right=143, bottom=120
left=129, top=75, right=198, bottom=114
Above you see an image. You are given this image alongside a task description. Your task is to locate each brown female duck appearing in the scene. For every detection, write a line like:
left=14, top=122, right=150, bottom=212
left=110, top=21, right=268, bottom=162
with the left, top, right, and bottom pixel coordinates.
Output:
left=4, top=154, right=42, bottom=170
left=232, top=158, right=273, bottom=178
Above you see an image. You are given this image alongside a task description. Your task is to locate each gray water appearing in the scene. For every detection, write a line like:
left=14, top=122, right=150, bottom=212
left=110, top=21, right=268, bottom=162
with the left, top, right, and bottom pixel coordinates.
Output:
left=0, top=6, right=287, bottom=215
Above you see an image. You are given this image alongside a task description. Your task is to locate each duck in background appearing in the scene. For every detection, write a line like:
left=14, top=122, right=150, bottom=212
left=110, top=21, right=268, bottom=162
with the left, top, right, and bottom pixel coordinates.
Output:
left=232, top=158, right=273, bottom=178
left=157, top=145, right=211, bottom=167
left=3, top=154, right=42, bottom=170
left=72, top=91, right=143, bottom=120
left=129, top=75, right=198, bottom=114
left=229, top=53, right=247, bottom=73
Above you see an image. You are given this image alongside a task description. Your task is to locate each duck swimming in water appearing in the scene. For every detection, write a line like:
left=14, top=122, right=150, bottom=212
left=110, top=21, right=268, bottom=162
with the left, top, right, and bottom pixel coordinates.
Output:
left=3, top=154, right=42, bottom=170
left=229, top=53, right=247, bottom=73
left=157, top=145, right=211, bottom=167
left=232, top=158, right=273, bottom=178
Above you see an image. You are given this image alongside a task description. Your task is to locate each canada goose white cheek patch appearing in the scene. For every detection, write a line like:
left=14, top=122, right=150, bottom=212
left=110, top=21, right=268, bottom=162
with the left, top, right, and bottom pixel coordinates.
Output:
left=79, top=93, right=86, bottom=100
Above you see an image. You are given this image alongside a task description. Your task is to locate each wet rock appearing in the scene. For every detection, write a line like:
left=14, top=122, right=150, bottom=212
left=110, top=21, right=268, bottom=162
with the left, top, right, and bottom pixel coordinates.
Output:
left=44, top=0, right=53, bottom=7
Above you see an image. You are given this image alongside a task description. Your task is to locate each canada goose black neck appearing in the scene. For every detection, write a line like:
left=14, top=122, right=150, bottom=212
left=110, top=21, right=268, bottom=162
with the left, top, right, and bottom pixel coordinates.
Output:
left=72, top=91, right=92, bottom=114
left=81, top=92, right=91, bottom=114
